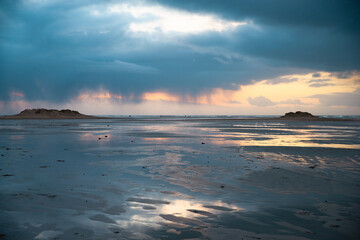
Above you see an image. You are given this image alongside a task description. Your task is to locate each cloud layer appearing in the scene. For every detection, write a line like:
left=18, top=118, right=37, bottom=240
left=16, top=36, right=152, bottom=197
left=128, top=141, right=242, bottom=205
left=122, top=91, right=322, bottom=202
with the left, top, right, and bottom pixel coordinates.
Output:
left=1, top=0, right=359, bottom=114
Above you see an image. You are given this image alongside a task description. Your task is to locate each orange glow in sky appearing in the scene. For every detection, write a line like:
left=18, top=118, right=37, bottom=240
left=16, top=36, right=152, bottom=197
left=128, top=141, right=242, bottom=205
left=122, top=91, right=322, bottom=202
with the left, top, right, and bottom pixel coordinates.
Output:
left=78, top=91, right=122, bottom=100
left=2, top=71, right=359, bottom=115
left=11, top=91, right=24, bottom=97
left=142, top=92, right=180, bottom=102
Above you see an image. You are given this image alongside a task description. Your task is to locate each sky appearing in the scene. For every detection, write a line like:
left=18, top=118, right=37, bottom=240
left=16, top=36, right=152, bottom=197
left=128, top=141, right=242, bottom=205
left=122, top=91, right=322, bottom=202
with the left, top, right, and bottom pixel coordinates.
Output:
left=1, top=0, right=360, bottom=115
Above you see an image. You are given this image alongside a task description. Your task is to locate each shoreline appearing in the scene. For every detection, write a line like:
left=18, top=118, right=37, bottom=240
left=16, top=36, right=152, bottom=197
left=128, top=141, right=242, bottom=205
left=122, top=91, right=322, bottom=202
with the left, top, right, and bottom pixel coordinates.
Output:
left=2, top=109, right=358, bottom=121
left=0, top=116, right=358, bottom=121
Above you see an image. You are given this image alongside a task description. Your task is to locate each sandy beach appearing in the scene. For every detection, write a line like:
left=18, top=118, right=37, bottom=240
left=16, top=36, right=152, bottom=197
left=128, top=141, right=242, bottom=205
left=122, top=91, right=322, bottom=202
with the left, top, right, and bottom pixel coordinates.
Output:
left=0, top=117, right=359, bottom=239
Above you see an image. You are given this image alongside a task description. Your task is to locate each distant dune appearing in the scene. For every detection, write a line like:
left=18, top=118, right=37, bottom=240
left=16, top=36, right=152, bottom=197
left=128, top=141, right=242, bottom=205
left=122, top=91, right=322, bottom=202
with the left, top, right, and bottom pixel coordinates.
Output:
left=280, top=111, right=319, bottom=119
left=277, top=111, right=357, bottom=121
left=0, top=108, right=102, bottom=119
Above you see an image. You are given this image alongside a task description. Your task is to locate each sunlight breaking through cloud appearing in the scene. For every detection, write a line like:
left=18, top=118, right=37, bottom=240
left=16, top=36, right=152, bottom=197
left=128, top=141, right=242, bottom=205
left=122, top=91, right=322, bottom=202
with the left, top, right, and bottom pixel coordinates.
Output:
left=108, top=4, right=246, bottom=34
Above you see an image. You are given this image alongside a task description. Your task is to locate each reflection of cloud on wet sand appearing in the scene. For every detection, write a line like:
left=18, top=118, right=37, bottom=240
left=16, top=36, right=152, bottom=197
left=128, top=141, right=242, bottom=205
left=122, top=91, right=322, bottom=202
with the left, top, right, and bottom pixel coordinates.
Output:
left=123, top=195, right=242, bottom=233
left=78, top=133, right=112, bottom=141
left=9, top=135, right=25, bottom=140
left=206, top=123, right=360, bottom=149
left=1, top=118, right=360, bottom=239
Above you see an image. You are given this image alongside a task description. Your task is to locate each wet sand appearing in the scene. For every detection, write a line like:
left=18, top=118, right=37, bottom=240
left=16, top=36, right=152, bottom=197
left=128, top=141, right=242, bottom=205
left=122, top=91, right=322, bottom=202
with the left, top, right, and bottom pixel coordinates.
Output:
left=0, top=117, right=359, bottom=239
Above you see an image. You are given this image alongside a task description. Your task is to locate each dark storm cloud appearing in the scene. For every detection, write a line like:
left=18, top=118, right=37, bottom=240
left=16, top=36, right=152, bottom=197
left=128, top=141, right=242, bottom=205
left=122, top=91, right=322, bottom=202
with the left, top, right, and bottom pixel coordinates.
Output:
left=184, top=22, right=360, bottom=71
left=150, top=0, right=360, bottom=32
left=234, top=25, right=359, bottom=70
left=153, top=0, right=360, bottom=70
left=0, top=0, right=359, bottom=103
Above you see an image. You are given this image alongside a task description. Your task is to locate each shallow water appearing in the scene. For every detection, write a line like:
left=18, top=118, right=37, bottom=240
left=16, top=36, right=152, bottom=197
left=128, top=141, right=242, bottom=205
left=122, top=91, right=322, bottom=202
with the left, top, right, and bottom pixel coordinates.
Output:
left=0, top=118, right=359, bottom=239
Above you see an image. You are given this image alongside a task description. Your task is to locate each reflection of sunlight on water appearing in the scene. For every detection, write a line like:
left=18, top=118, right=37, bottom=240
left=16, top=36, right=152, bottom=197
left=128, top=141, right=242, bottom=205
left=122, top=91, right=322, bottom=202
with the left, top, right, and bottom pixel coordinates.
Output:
left=139, top=124, right=184, bottom=133
left=308, top=125, right=360, bottom=130
left=232, top=123, right=286, bottom=128
left=210, top=135, right=360, bottom=149
left=158, top=199, right=241, bottom=218
left=142, top=137, right=171, bottom=143
left=126, top=214, right=163, bottom=229
left=78, top=133, right=112, bottom=141
left=205, top=125, right=360, bottom=149
left=160, top=199, right=209, bottom=218
left=137, top=152, right=185, bottom=166
left=9, top=135, right=25, bottom=140
left=123, top=197, right=242, bottom=229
